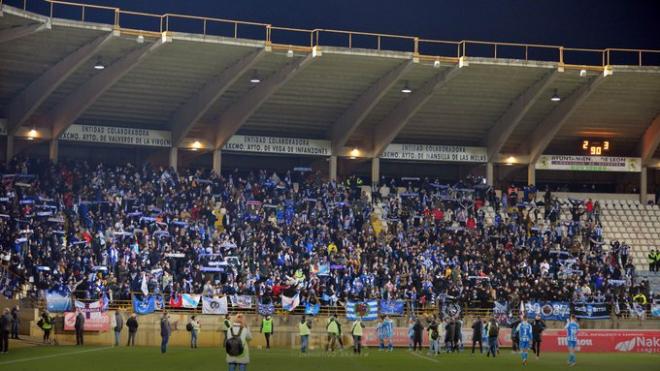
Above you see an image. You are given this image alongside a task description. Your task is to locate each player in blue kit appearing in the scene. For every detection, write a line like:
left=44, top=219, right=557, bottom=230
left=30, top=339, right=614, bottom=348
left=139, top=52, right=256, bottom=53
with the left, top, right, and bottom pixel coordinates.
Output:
left=515, top=316, right=533, bottom=366
left=377, top=315, right=394, bottom=351
left=565, top=314, right=580, bottom=367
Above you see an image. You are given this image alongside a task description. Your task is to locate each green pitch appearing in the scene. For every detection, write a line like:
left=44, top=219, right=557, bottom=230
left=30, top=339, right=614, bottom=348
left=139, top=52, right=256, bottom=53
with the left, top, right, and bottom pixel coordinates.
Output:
left=0, top=346, right=658, bottom=371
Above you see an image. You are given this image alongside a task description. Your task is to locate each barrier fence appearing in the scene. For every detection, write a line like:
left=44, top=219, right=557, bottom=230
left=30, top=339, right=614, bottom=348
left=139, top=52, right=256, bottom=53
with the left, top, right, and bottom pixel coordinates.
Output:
left=34, top=292, right=658, bottom=321
left=1, top=0, right=660, bottom=69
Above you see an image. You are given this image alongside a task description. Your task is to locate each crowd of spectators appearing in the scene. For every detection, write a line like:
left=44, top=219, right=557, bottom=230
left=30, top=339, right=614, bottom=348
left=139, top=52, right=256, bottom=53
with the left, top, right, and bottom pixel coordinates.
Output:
left=0, top=156, right=651, bottom=314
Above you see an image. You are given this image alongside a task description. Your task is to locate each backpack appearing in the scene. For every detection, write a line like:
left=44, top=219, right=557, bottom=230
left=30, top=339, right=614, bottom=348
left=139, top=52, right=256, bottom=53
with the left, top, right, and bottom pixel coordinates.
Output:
left=186, top=323, right=193, bottom=332
left=225, top=327, right=244, bottom=356
left=488, top=322, right=499, bottom=337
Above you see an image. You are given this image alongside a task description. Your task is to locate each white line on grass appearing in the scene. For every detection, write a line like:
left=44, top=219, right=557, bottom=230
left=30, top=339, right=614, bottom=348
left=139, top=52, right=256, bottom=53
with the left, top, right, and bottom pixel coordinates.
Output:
left=409, top=351, right=440, bottom=363
left=0, top=346, right=113, bottom=365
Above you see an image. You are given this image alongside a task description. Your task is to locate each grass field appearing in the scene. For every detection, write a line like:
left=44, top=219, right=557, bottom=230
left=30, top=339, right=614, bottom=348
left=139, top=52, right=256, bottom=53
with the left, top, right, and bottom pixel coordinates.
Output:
left=0, top=345, right=658, bottom=371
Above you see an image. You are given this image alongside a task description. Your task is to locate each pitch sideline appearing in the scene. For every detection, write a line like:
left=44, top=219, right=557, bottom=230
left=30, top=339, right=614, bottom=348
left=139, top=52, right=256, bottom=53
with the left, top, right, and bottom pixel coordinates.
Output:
left=0, top=346, right=114, bottom=365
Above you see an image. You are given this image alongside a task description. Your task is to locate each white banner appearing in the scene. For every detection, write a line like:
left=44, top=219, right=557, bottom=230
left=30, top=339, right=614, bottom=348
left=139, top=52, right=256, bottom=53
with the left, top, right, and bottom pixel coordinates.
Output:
left=222, top=135, right=330, bottom=156
left=202, top=296, right=228, bottom=315
left=61, top=124, right=171, bottom=147
left=536, top=155, right=641, bottom=172
left=380, top=143, right=487, bottom=163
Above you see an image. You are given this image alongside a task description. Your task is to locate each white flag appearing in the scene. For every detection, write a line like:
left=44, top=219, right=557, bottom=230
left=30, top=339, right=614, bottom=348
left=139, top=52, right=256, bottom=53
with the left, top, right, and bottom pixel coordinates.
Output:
left=202, top=296, right=228, bottom=315
left=140, top=273, right=148, bottom=296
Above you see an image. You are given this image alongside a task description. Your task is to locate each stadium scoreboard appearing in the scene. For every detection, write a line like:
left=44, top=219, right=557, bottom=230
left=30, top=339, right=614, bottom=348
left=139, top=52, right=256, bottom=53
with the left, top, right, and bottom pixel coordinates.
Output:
left=581, top=139, right=610, bottom=156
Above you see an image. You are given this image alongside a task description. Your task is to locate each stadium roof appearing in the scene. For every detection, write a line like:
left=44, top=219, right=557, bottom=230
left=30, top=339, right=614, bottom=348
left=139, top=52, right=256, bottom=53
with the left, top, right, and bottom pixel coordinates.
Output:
left=1, top=1, right=660, bottom=166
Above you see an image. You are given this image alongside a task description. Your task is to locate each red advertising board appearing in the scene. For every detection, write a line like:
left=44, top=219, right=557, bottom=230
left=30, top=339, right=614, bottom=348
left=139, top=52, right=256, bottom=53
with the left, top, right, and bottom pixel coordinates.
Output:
left=64, top=312, right=111, bottom=331
left=359, top=327, right=659, bottom=353
left=541, top=330, right=660, bottom=353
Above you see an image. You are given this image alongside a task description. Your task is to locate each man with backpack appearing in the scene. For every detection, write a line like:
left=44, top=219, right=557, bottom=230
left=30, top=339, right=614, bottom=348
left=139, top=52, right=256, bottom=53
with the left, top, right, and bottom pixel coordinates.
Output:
left=427, top=316, right=440, bottom=355
left=259, top=315, right=273, bottom=350
left=226, top=314, right=252, bottom=371
left=486, top=318, right=499, bottom=358
left=187, top=315, right=200, bottom=349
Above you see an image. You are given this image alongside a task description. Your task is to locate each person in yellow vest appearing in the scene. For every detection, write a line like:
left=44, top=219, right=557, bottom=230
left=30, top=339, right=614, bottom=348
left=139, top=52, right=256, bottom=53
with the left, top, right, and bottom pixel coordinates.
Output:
left=326, top=314, right=340, bottom=352
left=299, top=315, right=311, bottom=353
left=351, top=318, right=365, bottom=354
left=39, top=310, right=53, bottom=344
left=260, top=315, right=274, bottom=350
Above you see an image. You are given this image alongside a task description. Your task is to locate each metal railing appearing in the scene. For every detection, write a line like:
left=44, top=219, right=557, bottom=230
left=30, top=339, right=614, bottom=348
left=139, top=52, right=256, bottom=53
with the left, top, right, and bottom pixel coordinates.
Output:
left=1, top=0, right=659, bottom=68
left=32, top=294, right=658, bottom=320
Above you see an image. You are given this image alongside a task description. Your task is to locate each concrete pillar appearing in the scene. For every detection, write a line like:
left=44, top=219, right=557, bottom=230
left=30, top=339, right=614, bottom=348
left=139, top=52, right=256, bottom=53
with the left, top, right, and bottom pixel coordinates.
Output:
left=5, top=134, right=14, bottom=165
left=212, top=149, right=222, bottom=175
left=486, top=161, right=494, bottom=186
left=169, top=147, right=178, bottom=171
left=527, top=163, right=536, bottom=186
left=640, top=166, right=648, bottom=204
left=371, top=157, right=380, bottom=185
left=329, top=155, right=337, bottom=181
left=49, top=139, right=58, bottom=164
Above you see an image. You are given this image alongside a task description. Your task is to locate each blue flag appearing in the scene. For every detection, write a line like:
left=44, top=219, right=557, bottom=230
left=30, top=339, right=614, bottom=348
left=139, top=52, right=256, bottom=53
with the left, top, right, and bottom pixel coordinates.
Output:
left=46, top=290, right=71, bottom=313
left=305, top=303, right=320, bottom=316
left=132, top=295, right=156, bottom=315
left=379, top=300, right=405, bottom=315
left=346, top=300, right=378, bottom=321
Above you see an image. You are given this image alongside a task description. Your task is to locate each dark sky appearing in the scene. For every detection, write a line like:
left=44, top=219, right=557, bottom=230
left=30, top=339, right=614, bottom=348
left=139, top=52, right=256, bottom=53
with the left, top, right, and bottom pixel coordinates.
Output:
left=69, top=0, right=659, bottom=50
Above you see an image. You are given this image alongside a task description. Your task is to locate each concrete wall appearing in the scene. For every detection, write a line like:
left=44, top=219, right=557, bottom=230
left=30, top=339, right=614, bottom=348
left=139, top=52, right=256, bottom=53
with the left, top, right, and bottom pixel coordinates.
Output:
left=12, top=307, right=659, bottom=348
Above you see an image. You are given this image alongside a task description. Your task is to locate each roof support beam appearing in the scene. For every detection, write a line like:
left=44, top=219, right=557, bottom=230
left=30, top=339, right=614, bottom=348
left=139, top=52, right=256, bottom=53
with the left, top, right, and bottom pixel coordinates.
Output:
left=640, top=114, right=660, bottom=165
left=170, top=49, right=266, bottom=147
left=526, top=74, right=607, bottom=164
left=5, top=32, right=114, bottom=136
left=330, top=60, right=413, bottom=154
left=50, top=39, right=165, bottom=139
left=370, top=65, right=464, bottom=157
left=0, top=22, right=49, bottom=44
left=485, top=70, right=559, bottom=159
left=213, top=54, right=316, bottom=149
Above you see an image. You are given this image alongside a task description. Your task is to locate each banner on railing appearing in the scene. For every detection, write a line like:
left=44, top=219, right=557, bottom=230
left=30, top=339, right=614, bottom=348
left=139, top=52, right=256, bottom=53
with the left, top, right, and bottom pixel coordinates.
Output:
left=202, top=296, right=228, bottom=315
left=379, top=300, right=405, bottom=316
left=304, top=302, right=320, bottom=315
left=230, top=295, right=254, bottom=309
left=652, top=304, right=660, bottom=318
left=525, top=301, right=570, bottom=321
left=258, top=303, right=275, bottom=316
left=381, top=144, right=488, bottom=163
left=282, top=294, right=300, bottom=312
left=346, top=300, right=378, bottom=321
left=493, top=301, right=512, bottom=325
left=181, top=294, right=201, bottom=309
left=46, top=290, right=72, bottom=313
left=536, top=155, right=641, bottom=173
left=132, top=295, right=155, bottom=315
left=169, top=294, right=183, bottom=308
left=574, top=302, right=610, bottom=320
left=64, top=300, right=110, bottom=331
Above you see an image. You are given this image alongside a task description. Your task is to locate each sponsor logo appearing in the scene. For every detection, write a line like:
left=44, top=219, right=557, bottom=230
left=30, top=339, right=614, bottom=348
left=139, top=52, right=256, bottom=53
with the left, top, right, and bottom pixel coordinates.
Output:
left=557, top=337, right=592, bottom=346
left=615, top=338, right=636, bottom=352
